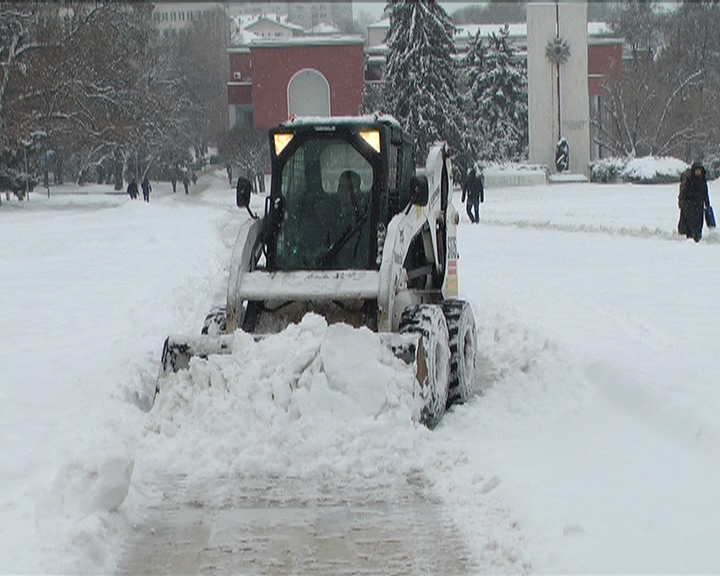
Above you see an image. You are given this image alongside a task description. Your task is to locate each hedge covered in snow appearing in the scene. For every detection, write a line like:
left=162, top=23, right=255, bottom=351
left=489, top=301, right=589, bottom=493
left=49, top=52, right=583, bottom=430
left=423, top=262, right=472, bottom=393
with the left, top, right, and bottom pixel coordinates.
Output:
left=590, top=157, right=689, bottom=184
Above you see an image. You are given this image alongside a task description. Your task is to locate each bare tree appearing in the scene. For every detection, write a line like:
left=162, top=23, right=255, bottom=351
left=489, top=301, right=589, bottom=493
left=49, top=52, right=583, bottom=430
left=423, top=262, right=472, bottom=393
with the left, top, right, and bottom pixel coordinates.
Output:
left=593, top=1, right=720, bottom=161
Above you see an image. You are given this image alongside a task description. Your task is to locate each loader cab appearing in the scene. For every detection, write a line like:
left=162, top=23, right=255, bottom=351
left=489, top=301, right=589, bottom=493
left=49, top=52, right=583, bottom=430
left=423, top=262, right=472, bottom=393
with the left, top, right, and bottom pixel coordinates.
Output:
left=264, top=117, right=417, bottom=272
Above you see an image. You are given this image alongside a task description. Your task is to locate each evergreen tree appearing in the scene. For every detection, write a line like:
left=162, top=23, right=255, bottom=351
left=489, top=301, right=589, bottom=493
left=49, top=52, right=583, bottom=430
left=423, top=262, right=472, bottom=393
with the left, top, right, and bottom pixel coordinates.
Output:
left=382, top=0, right=463, bottom=164
left=459, top=30, right=488, bottom=172
left=467, top=24, right=528, bottom=162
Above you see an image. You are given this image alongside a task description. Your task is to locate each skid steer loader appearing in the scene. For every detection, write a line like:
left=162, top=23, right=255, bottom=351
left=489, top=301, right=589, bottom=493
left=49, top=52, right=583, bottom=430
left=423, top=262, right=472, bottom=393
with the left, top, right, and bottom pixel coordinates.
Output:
left=159, top=115, right=477, bottom=428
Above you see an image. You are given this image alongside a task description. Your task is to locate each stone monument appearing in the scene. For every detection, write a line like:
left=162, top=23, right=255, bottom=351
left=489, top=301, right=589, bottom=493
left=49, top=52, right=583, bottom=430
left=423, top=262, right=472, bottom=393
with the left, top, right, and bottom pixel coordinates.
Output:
left=527, top=1, right=590, bottom=178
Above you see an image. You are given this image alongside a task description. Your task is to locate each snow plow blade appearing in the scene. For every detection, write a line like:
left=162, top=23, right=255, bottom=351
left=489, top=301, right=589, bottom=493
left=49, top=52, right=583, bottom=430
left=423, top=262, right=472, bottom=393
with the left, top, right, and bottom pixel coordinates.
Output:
left=159, top=331, right=426, bottom=383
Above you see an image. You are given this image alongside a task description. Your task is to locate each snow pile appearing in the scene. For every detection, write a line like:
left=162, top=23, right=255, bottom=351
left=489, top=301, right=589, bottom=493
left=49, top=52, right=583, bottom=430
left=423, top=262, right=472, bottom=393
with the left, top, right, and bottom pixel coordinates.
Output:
left=146, top=314, right=426, bottom=481
left=40, top=443, right=134, bottom=520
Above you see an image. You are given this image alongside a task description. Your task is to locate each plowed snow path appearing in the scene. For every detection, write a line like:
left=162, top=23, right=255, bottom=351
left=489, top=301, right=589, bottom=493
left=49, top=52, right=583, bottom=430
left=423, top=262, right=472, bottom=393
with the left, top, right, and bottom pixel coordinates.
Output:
left=118, top=473, right=475, bottom=575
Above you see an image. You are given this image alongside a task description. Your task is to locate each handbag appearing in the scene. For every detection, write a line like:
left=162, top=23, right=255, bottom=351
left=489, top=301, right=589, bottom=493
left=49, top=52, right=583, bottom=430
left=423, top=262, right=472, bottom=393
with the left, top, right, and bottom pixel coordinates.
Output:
left=705, top=189, right=717, bottom=228
left=706, top=205, right=716, bottom=228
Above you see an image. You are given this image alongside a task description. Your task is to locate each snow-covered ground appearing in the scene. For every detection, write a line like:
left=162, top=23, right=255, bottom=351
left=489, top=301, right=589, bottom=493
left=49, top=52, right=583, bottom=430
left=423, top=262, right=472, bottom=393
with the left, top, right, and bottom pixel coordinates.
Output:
left=1, top=168, right=719, bottom=573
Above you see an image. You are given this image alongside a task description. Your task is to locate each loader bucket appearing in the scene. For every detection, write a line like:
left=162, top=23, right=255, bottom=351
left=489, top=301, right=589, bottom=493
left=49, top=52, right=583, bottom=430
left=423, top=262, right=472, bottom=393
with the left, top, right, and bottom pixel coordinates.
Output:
left=160, top=332, right=425, bottom=378
left=159, top=334, right=235, bottom=376
left=157, top=331, right=429, bottom=420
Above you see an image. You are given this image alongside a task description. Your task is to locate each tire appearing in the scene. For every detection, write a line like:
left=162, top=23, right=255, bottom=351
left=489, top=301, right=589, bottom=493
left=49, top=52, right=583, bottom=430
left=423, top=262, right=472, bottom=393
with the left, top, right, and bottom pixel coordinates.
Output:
left=399, top=304, right=451, bottom=429
left=201, top=306, right=227, bottom=335
left=442, top=299, right=477, bottom=406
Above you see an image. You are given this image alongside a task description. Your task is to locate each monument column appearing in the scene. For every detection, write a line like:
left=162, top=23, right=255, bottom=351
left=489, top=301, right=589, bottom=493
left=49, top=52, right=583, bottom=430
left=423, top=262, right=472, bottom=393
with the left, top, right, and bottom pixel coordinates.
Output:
left=527, top=1, right=590, bottom=176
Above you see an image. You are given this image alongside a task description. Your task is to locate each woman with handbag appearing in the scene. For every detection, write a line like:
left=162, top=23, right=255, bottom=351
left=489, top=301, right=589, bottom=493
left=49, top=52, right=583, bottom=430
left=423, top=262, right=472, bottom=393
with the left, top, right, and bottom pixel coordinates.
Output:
left=678, top=161, right=711, bottom=242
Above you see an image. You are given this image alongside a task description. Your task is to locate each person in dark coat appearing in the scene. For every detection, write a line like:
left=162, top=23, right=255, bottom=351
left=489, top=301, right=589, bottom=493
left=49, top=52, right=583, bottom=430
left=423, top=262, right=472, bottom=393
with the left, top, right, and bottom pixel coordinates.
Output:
left=126, top=178, right=139, bottom=200
left=461, top=163, right=484, bottom=224
left=678, top=161, right=710, bottom=242
left=141, top=176, right=152, bottom=202
left=182, top=173, right=190, bottom=194
left=171, top=174, right=177, bottom=193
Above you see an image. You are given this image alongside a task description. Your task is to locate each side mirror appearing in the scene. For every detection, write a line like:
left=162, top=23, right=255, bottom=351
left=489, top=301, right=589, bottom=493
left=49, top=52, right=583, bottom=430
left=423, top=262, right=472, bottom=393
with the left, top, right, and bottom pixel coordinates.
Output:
left=409, top=175, right=429, bottom=207
left=236, top=177, right=252, bottom=208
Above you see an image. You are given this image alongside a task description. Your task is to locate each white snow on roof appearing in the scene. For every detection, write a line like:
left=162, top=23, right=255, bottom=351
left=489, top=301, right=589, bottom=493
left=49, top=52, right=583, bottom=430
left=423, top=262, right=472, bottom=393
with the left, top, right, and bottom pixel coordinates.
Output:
left=281, top=114, right=402, bottom=129
left=249, top=35, right=365, bottom=48
left=454, top=23, right=528, bottom=41
left=312, top=22, right=340, bottom=34
left=244, top=15, right=304, bottom=32
left=369, top=20, right=616, bottom=41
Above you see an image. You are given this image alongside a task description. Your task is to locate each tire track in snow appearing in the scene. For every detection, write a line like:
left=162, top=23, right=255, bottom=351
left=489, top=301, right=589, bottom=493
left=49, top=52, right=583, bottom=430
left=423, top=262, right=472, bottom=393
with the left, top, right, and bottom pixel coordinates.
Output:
left=480, top=218, right=720, bottom=243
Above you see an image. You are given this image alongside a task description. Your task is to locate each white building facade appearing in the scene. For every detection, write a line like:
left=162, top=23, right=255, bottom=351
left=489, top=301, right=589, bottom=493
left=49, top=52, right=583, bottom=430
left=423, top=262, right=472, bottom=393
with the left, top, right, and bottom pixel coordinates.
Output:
left=151, top=3, right=226, bottom=37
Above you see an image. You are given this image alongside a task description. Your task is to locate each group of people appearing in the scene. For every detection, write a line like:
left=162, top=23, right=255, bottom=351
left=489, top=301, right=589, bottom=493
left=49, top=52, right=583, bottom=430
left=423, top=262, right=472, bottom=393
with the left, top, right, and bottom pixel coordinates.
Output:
left=126, top=176, right=152, bottom=202
left=171, top=171, right=195, bottom=195
left=127, top=169, right=199, bottom=201
left=122, top=158, right=715, bottom=243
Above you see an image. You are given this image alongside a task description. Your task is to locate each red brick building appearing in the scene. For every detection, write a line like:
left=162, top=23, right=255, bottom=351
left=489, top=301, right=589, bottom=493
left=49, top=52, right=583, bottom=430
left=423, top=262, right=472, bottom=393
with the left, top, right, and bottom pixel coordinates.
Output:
left=227, top=36, right=366, bottom=130
left=588, top=38, right=624, bottom=159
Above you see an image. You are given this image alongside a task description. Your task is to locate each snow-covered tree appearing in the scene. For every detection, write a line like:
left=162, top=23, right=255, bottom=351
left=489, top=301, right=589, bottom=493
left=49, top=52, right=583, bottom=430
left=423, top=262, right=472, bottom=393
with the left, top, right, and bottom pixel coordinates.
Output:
left=457, top=30, right=488, bottom=172
left=382, top=0, right=463, bottom=164
left=465, top=24, right=528, bottom=162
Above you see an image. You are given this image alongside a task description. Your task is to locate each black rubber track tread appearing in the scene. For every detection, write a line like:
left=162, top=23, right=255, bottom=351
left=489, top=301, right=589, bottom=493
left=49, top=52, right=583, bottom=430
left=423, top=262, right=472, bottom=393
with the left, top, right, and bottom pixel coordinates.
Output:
left=442, top=299, right=477, bottom=407
left=399, top=304, right=450, bottom=428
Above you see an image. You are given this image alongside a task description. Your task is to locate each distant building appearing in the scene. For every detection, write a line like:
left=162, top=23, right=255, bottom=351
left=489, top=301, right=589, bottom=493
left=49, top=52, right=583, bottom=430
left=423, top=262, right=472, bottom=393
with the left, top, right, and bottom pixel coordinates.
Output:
left=227, top=36, right=365, bottom=130
left=243, top=16, right=303, bottom=39
left=226, top=1, right=352, bottom=32
left=225, top=1, right=290, bottom=19
left=287, top=2, right=352, bottom=32
left=151, top=2, right=226, bottom=37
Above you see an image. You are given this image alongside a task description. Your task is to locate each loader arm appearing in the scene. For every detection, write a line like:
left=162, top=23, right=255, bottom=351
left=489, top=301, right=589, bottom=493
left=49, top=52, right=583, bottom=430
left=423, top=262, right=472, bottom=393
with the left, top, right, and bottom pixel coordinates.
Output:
left=226, top=217, right=265, bottom=332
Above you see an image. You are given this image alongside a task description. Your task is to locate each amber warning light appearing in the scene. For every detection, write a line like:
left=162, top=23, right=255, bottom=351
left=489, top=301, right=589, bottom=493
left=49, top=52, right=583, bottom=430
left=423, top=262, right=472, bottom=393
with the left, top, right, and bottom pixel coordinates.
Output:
left=273, top=133, right=293, bottom=155
left=360, top=130, right=381, bottom=153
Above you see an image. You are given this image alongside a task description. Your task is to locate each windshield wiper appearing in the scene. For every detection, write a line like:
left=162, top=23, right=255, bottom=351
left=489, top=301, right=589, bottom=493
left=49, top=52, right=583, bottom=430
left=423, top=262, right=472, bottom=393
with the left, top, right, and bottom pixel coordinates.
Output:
left=318, top=210, right=368, bottom=269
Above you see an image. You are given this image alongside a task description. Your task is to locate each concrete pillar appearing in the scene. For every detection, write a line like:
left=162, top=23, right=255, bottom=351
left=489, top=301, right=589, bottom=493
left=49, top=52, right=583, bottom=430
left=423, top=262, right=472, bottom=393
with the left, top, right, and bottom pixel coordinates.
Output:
left=528, top=2, right=590, bottom=176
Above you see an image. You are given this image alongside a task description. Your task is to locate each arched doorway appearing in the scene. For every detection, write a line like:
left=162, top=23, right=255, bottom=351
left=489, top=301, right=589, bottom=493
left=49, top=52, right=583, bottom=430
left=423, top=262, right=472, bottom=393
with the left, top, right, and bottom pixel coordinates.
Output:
left=287, top=69, right=330, bottom=117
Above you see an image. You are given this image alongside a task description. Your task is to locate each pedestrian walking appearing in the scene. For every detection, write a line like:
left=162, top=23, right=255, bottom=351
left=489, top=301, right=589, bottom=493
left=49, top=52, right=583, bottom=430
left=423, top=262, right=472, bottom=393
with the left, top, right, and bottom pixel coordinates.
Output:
left=126, top=178, right=139, bottom=200
left=191, top=171, right=197, bottom=186
left=171, top=174, right=177, bottom=193
left=226, top=162, right=233, bottom=186
left=141, top=176, right=152, bottom=202
left=182, top=173, right=190, bottom=194
left=678, top=161, right=710, bottom=242
left=462, top=163, right=484, bottom=224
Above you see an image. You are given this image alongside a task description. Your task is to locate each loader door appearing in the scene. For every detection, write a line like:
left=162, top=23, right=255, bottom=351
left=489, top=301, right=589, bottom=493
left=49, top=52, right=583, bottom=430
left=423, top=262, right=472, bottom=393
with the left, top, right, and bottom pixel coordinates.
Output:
left=271, top=136, right=376, bottom=272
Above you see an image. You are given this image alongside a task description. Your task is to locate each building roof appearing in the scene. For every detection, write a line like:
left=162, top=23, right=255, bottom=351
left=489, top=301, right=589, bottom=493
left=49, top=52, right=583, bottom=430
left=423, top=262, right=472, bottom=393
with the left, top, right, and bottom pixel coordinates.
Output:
left=249, top=35, right=366, bottom=48
left=244, top=15, right=304, bottom=32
